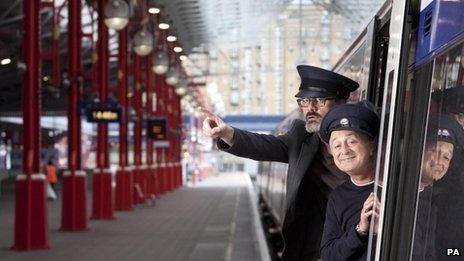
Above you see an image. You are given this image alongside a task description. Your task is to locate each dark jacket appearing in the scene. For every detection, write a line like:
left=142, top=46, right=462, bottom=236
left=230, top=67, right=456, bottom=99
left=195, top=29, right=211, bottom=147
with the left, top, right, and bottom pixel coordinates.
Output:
left=217, top=120, right=346, bottom=260
left=412, top=187, right=437, bottom=261
left=320, top=180, right=372, bottom=261
left=432, top=155, right=464, bottom=260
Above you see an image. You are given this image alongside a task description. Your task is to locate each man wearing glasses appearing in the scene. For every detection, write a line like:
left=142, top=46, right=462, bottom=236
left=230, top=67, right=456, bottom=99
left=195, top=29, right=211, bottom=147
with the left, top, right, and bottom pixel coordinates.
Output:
left=202, top=65, right=359, bottom=261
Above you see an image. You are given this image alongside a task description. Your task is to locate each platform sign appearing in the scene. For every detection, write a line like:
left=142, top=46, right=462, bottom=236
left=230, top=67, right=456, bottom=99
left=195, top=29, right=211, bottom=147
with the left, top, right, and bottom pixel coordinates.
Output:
left=147, top=118, right=167, bottom=140
left=86, top=107, right=121, bottom=123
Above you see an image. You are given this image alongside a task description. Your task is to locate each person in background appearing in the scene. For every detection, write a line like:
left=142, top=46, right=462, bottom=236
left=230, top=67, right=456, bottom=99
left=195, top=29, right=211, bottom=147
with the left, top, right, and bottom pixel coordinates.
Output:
left=319, top=101, right=380, bottom=261
left=202, top=65, right=359, bottom=260
left=47, top=160, right=57, bottom=190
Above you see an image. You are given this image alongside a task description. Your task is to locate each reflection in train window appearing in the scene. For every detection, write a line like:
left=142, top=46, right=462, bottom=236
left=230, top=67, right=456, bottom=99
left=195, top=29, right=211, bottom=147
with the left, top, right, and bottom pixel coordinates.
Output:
left=412, top=42, right=464, bottom=260
left=336, top=42, right=368, bottom=102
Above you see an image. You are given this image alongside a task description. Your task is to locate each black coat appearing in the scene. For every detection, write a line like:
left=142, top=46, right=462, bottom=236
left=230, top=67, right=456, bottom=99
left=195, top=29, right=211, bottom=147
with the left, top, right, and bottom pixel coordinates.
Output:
left=218, top=120, right=346, bottom=260
left=433, top=154, right=464, bottom=260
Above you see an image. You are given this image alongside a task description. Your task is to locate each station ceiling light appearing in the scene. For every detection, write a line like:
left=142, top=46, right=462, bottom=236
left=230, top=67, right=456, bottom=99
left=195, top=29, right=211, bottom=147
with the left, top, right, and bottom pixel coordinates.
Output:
left=104, top=0, right=130, bottom=31
left=1, top=58, right=11, bottom=65
left=133, top=28, right=153, bottom=56
left=158, top=23, right=170, bottom=30
left=175, top=86, right=188, bottom=96
left=148, top=7, right=160, bottom=14
left=167, top=35, right=177, bottom=42
left=175, top=79, right=188, bottom=96
left=179, top=55, right=187, bottom=61
left=152, top=51, right=169, bottom=75
left=165, top=66, right=179, bottom=86
left=173, top=47, right=183, bottom=53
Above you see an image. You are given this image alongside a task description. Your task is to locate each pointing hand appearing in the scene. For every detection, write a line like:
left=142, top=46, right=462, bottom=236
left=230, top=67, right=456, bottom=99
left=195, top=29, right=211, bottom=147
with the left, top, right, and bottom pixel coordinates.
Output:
left=201, top=108, right=235, bottom=146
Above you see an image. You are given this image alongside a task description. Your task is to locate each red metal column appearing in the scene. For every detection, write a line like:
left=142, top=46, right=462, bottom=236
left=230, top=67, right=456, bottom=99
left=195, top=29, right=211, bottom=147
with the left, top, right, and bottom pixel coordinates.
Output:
left=171, top=87, right=179, bottom=190
left=62, top=0, right=87, bottom=231
left=154, top=75, right=163, bottom=195
left=179, top=95, right=184, bottom=187
left=162, top=80, right=170, bottom=194
left=39, top=0, right=61, bottom=88
left=140, top=57, right=149, bottom=200
left=92, top=0, right=114, bottom=219
left=175, top=94, right=182, bottom=188
left=13, top=0, right=48, bottom=250
left=172, top=93, right=179, bottom=189
left=115, top=27, right=133, bottom=211
left=166, top=86, right=174, bottom=192
left=146, top=57, right=156, bottom=198
left=133, top=53, right=145, bottom=204
left=172, top=88, right=178, bottom=191
left=157, top=74, right=167, bottom=194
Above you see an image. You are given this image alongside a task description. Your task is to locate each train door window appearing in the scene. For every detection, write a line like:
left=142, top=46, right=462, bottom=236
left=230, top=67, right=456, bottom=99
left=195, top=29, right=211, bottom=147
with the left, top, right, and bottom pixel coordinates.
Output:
left=369, top=20, right=390, bottom=109
left=335, top=41, right=369, bottom=103
left=411, top=42, right=464, bottom=260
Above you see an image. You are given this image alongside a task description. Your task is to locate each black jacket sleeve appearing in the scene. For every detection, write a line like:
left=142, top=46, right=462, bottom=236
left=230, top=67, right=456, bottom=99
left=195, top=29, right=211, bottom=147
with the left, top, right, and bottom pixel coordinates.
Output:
left=216, top=122, right=298, bottom=163
left=320, top=197, right=367, bottom=261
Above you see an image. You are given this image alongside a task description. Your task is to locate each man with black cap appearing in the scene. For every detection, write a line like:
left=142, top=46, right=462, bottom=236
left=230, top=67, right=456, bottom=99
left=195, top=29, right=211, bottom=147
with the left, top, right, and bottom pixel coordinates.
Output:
left=318, top=101, right=380, bottom=261
left=202, top=65, right=359, bottom=260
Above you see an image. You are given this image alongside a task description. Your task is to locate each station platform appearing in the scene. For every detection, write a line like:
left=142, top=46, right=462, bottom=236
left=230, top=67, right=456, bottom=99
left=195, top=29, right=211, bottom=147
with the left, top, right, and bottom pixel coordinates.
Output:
left=0, top=173, right=268, bottom=261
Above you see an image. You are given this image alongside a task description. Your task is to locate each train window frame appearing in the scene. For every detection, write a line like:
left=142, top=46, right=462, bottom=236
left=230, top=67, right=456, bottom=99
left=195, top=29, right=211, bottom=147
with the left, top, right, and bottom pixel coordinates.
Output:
left=409, top=40, right=464, bottom=260
left=376, top=5, right=464, bottom=260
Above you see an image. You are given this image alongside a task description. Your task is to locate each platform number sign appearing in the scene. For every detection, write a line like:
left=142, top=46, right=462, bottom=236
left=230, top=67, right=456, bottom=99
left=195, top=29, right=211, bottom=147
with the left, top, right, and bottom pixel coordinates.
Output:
left=147, top=118, right=167, bottom=140
left=86, top=107, right=121, bottom=123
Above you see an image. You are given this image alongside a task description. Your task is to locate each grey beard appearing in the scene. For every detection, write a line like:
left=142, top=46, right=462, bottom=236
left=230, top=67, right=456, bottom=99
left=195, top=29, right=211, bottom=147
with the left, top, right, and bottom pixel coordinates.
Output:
left=305, top=123, right=320, bottom=133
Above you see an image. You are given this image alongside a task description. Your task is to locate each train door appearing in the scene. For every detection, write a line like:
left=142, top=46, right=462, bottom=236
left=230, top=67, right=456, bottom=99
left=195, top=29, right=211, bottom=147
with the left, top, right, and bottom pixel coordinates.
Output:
left=365, top=0, right=426, bottom=260
left=370, top=0, right=464, bottom=260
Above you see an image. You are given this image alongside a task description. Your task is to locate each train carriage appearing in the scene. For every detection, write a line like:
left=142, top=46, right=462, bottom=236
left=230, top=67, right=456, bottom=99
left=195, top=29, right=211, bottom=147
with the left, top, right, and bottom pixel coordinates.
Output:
left=257, top=0, right=464, bottom=259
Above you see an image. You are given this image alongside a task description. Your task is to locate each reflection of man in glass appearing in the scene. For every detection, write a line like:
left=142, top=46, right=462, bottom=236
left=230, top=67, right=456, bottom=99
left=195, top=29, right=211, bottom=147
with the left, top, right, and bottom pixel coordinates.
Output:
left=414, top=114, right=464, bottom=260
left=432, top=87, right=464, bottom=258
left=421, top=140, right=454, bottom=186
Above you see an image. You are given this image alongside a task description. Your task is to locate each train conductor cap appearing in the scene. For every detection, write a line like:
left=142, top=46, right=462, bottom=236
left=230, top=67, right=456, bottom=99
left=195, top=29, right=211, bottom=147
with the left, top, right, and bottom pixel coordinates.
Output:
left=319, top=101, right=380, bottom=144
left=427, top=114, right=464, bottom=149
left=295, top=65, right=360, bottom=99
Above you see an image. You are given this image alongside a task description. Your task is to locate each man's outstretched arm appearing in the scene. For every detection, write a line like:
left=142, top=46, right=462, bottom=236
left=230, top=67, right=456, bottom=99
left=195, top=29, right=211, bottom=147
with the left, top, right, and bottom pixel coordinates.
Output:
left=201, top=108, right=291, bottom=163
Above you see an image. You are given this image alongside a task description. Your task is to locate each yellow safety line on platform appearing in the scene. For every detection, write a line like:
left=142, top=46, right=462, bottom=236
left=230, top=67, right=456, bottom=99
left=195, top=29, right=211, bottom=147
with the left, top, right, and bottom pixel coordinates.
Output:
left=224, top=187, right=240, bottom=261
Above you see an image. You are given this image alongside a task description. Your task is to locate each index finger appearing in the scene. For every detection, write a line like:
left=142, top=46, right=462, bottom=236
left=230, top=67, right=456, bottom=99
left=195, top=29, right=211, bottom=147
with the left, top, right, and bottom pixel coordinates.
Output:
left=200, top=107, right=216, bottom=119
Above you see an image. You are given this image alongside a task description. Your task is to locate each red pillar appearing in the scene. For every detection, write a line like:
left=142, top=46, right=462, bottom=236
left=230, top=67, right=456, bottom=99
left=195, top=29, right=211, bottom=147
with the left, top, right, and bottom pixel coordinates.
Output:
left=175, top=94, right=183, bottom=188
left=115, top=27, right=133, bottom=211
left=166, top=86, right=174, bottom=192
left=172, top=89, right=178, bottom=190
left=116, top=28, right=131, bottom=209
left=13, top=0, right=49, bottom=250
left=154, top=75, right=163, bottom=195
left=146, top=57, right=156, bottom=198
left=160, top=78, right=168, bottom=194
left=92, top=0, right=114, bottom=219
left=61, top=0, right=88, bottom=231
left=133, top=54, right=145, bottom=204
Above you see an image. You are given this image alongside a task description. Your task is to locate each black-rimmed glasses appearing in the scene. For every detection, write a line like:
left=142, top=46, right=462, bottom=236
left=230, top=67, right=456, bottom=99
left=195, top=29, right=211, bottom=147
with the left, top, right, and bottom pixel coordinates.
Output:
left=296, top=97, right=336, bottom=108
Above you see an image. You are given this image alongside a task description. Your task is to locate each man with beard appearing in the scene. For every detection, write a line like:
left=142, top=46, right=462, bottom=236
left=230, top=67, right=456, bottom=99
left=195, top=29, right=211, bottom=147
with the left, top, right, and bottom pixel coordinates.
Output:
left=202, top=65, right=359, bottom=260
